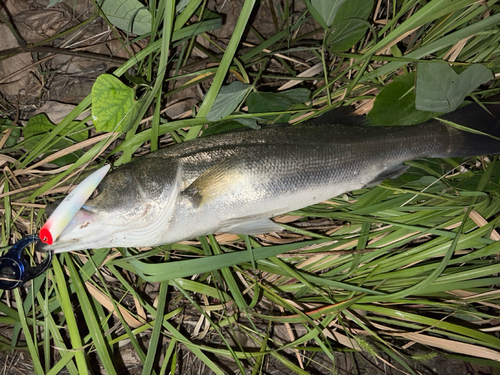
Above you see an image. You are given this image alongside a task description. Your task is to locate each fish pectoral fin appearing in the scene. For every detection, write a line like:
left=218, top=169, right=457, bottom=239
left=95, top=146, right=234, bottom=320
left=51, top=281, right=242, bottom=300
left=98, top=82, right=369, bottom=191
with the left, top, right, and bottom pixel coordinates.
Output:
left=218, top=219, right=284, bottom=235
left=364, top=163, right=410, bottom=187
left=183, top=157, right=244, bottom=207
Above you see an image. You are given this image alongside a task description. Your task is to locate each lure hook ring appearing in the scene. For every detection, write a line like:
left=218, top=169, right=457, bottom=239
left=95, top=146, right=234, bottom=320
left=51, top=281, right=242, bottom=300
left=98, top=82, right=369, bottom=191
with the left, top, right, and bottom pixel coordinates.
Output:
left=0, top=235, right=53, bottom=290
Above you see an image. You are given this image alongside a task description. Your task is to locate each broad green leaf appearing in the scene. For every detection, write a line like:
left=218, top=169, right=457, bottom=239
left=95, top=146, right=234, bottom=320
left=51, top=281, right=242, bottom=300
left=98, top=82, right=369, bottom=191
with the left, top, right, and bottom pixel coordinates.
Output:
left=205, top=81, right=250, bottom=121
left=124, top=72, right=150, bottom=87
left=65, top=122, right=89, bottom=143
left=333, top=0, right=374, bottom=24
left=368, top=72, right=437, bottom=126
left=234, top=117, right=259, bottom=129
left=92, top=74, right=139, bottom=132
left=98, top=0, right=151, bottom=35
left=202, top=118, right=259, bottom=137
left=24, top=114, right=88, bottom=143
left=0, top=119, right=19, bottom=148
left=327, top=18, right=369, bottom=52
left=23, top=113, right=56, bottom=138
left=175, top=0, right=192, bottom=13
left=326, top=0, right=373, bottom=51
left=302, top=0, right=327, bottom=29
left=22, top=114, right=89, bottom=165
left=311, top=0, right=347, bottom=27
left=247, top=88, right=311, bottom=113
left=5, top=128, right=19, bottom=148
left=415, top=63, right=493, bottom=112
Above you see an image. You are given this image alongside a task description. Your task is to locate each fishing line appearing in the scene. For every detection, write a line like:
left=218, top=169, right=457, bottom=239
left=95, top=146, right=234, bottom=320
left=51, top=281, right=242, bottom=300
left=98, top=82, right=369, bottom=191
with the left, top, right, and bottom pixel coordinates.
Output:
left=399, top=159, right=473, bottom=207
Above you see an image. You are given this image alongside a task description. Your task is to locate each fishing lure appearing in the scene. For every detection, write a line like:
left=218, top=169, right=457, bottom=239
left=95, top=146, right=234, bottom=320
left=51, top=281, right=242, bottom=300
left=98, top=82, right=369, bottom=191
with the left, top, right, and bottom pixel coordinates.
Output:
left=40, top=165, right=111, bottom=245
left=0, top=165, right=110, bottom=289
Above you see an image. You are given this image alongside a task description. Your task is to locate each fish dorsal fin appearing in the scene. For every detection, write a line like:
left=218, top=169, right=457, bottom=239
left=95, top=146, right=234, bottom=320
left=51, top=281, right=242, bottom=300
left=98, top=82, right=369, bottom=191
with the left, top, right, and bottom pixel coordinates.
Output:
left=307, top=107, right=369, bottom=127
left=364, top=164, right=410, bottom=187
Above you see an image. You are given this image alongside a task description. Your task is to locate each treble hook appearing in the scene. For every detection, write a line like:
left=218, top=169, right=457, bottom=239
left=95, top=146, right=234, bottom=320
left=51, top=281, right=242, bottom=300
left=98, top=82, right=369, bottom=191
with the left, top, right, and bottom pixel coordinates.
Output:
left=0, top=235, right=53, bottom=290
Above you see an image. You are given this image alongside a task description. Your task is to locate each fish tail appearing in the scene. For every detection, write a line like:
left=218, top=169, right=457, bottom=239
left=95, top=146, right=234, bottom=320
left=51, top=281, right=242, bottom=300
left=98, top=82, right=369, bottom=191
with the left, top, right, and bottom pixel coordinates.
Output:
left=441, top=99, right=500, bottom=157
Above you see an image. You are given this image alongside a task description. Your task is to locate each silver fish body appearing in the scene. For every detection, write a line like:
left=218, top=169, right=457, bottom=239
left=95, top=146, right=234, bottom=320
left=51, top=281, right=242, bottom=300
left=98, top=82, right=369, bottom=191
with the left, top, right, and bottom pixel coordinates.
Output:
left=40, top=105, right=500, bottom=252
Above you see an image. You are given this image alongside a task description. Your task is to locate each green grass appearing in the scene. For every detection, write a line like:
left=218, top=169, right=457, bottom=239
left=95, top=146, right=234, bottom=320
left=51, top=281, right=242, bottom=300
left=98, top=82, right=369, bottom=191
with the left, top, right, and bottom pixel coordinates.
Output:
left=1, top=0, right=500, bottom=373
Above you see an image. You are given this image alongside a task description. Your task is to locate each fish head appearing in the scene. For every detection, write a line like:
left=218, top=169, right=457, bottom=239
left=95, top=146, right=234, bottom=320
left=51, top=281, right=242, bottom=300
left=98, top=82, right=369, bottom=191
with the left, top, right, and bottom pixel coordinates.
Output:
left=37, top=160, right=181, bottom=252
left=84, top=165, right=155, bottom=225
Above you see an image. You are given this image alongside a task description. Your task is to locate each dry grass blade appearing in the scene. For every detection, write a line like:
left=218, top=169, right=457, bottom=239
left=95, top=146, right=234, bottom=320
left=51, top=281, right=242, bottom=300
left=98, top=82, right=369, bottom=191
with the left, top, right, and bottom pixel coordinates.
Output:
left=467, top=208, right=500, bottom=240
left=395, top=332, right=500, bottom=362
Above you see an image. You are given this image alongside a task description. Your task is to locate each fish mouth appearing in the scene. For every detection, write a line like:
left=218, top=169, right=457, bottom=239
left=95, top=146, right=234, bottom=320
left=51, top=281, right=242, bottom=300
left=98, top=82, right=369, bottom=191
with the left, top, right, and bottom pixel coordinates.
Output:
left=36, top=208, right=117, bottom=253
left=37, top=202, right=162, bottom=252
left=36, top=167, right=182, bottom=252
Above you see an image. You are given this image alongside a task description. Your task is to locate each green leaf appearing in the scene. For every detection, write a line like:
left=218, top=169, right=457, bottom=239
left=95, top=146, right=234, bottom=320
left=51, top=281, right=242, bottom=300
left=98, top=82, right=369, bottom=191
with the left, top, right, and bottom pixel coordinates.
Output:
left=124, top=72, right=150, bottom=87
left=65, top=121, right=89, bottom=143
left=326, top=0, right=374, bottom=52
left=311, top=0, right=347, bottom=27
left=24, top=113, right=55, bottom=138
left=327, top=18, right=369, bottom=52
left=0, top=119, right=20, bottom=148
left=5, top=129, right=19, bottom=148
left=234, top=117, right=259, bottom=129
left=205, top=81, right=250, bottom=121
left=333, top=0, right=374, bottom=24
left=368, top=72, right=437, bottom=126
left=24, top=114, right=88, bottom=142
left=202, top=118, right=259, bottom=137
left=302, top=0, right=328, bottom=30
left=92, top=74, right=139, bottom=132
left=98, top=0, right=151, bottom=35
left=22, top=114, right=89, bottom=165
left=415, top=63, right=493, bottom=112
left=247, top=88, right=311, bottom=113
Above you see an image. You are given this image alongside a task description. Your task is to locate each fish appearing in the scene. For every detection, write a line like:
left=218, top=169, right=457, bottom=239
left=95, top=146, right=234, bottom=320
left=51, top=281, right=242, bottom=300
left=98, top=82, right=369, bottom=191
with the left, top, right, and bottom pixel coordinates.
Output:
left=38, top=101, right=500, bottom=252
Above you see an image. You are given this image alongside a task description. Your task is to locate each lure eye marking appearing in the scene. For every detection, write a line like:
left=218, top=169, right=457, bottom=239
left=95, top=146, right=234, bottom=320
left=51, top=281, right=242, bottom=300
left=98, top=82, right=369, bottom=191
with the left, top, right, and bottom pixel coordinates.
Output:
left=39, top=165, right=111, bottom=245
